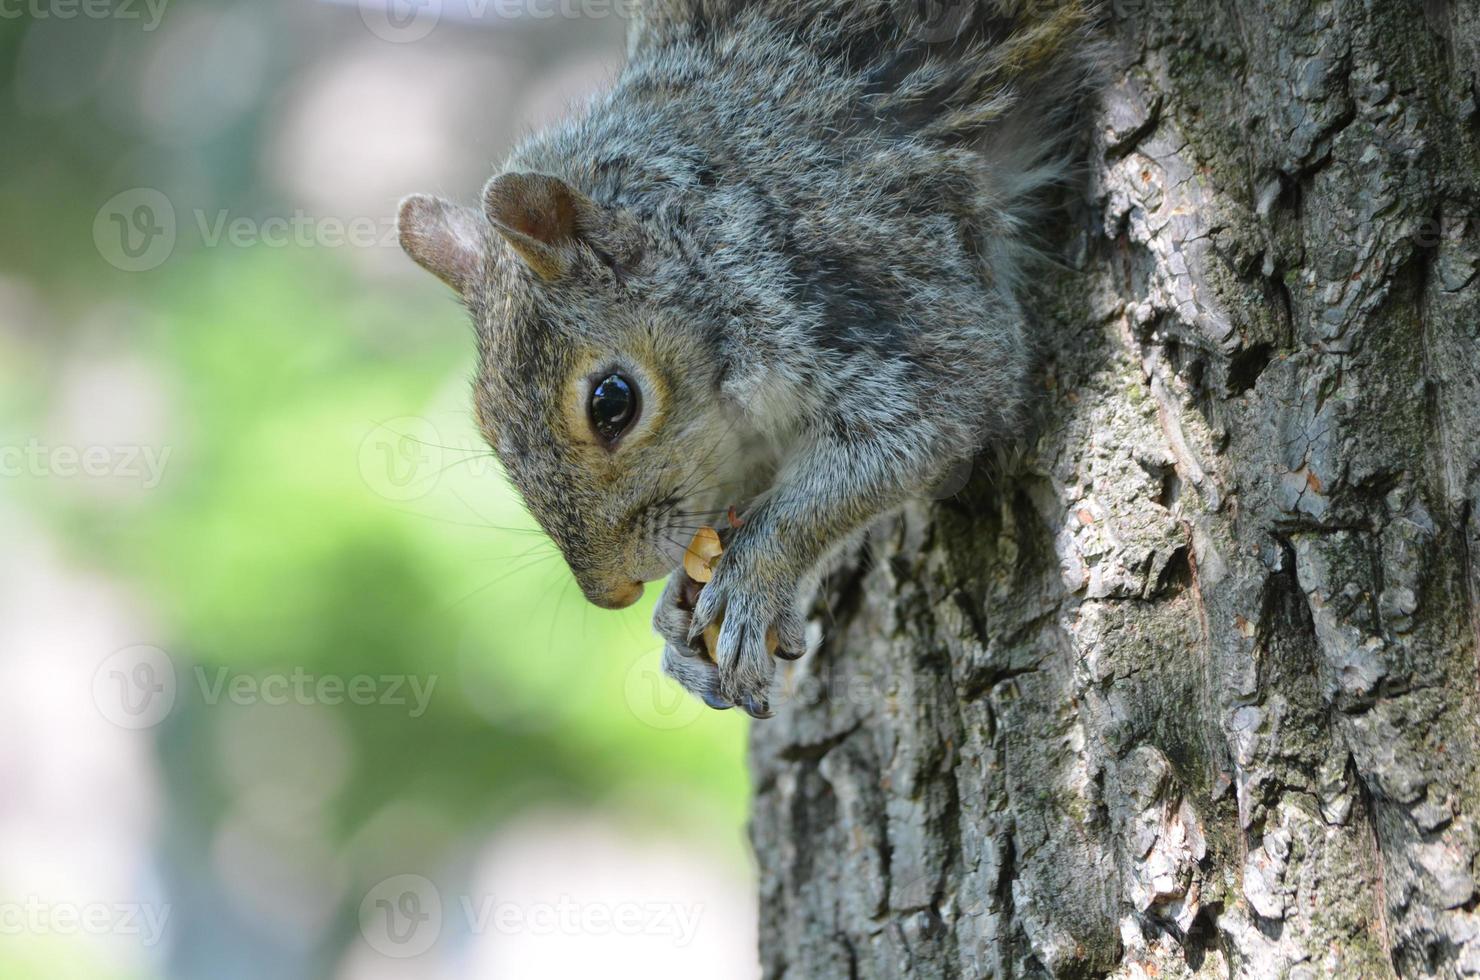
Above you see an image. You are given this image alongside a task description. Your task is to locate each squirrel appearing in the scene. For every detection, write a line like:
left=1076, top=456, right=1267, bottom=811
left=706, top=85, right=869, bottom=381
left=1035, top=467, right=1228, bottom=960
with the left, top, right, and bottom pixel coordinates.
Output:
left=398, top=0, right=1100, bottom=718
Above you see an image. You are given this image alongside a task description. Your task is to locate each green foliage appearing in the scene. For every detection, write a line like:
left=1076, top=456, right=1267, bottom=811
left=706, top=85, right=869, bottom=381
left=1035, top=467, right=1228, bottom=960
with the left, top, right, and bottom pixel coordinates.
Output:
left=18, top=242, right=750, bottom=908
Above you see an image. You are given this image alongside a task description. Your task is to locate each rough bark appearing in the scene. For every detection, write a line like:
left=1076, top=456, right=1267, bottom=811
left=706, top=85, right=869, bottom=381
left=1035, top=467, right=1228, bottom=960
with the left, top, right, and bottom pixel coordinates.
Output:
left=749, top=2, right=1480, bottom=977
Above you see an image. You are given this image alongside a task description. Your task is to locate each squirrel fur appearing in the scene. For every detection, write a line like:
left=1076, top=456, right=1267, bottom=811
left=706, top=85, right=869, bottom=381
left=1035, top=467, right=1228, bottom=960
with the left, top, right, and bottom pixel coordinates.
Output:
left=398, top=0, right=1100, bottom=718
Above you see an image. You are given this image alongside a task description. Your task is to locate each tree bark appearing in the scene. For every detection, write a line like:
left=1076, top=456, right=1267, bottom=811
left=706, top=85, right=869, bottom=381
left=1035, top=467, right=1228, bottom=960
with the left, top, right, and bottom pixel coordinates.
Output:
left=749, top=2, right=1480, bottom=976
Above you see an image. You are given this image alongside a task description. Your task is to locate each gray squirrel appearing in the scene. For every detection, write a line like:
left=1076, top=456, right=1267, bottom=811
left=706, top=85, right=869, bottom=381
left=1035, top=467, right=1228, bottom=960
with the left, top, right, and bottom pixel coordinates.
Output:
left=398, top=0, right=1099, bottom=718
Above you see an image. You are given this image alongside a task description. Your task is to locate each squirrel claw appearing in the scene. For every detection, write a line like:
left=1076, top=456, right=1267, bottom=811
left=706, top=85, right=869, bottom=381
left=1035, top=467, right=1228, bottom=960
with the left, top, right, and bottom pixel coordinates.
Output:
left=739, top=695, right=773, bottom=719
left=701, top=689, right=734, bottom=711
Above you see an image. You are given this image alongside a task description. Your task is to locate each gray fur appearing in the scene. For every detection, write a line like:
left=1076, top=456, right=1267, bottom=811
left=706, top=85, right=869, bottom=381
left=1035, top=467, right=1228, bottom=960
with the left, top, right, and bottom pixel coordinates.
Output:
left=398, top=0, right=1100, bottom=718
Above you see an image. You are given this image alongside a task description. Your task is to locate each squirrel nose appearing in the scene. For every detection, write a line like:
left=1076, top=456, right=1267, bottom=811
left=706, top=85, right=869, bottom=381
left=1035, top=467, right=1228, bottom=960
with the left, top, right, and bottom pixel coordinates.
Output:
left=585, top=580, right=644, bottom=610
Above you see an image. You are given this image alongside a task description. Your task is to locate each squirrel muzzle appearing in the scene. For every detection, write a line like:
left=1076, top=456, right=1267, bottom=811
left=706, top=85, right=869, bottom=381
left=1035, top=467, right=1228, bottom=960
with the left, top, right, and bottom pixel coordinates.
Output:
left=581, top=578, right=646, bottom=610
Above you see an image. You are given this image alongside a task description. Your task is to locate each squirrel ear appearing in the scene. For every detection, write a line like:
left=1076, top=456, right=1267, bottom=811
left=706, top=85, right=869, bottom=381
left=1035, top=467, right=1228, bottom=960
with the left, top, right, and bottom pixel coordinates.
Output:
left=483, top=172, right=592, bottom=281
left=398, top=194, right=486, bottom=295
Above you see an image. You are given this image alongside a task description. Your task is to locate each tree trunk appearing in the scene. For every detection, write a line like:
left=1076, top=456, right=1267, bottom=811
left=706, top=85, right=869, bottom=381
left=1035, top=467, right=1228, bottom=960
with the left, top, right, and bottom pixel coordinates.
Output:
left=748, top=3, right=1480, bottom=976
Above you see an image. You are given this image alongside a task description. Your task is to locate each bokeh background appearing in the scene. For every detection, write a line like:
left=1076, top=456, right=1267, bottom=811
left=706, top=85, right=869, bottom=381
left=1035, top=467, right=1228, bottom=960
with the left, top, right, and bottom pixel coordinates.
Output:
left=0, top=1, right=758, bottom=976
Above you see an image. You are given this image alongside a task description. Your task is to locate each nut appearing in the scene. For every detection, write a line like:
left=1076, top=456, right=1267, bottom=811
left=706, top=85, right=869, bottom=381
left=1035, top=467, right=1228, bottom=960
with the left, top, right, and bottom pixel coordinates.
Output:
left=683, top=526, right=781, bottom=663
left=683, top=526, right=724, bottom=583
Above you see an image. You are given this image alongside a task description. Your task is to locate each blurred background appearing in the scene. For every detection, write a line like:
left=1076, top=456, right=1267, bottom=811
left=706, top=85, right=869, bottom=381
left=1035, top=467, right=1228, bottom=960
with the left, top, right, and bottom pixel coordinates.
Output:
left=0, top=1, right=758, bottom=977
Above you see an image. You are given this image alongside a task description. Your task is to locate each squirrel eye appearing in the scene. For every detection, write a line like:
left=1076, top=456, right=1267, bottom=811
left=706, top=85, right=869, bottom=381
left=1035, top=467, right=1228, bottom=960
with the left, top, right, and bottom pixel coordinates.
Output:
left=589, top=373, right=638, bottom=444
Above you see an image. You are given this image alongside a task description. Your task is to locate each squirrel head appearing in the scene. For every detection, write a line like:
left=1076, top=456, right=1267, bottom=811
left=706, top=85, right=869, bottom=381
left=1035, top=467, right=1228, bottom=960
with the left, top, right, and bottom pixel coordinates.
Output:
left=398, top=173, right=751, bottom=609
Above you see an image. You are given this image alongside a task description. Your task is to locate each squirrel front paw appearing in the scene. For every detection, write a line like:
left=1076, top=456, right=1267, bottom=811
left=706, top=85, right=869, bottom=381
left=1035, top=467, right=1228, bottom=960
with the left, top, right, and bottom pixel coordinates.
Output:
left=686, top=548, right=807, bottom=717
left=652, top=571, right=736, bottom=712
left=652, top=563, right=805, bottom=719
